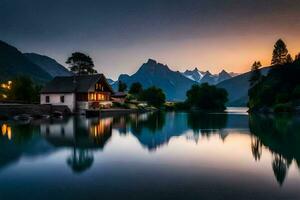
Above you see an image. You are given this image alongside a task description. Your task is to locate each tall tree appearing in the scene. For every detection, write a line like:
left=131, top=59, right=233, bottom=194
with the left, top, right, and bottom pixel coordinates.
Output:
left=271, top=39, right=289, bottom=65
left=66, top=52, right=97, bottom=75
left=118, top=80, right=127, bottom=92
left=249, top=61, right=262, bottom=87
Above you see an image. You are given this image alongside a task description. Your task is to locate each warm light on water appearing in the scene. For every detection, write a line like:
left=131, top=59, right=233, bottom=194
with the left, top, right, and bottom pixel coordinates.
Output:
left=0, top=110, right=300, bottom=199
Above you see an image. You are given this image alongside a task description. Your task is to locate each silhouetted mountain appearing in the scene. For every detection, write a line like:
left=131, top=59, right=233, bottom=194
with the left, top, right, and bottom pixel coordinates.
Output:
left=217, top=67, right=270, bottom=106
left=24, top=53, right=73, bottom=77
left=107, top=78, right=115, bottom=85
left=218, top=70, right=232, bottom=82
left=182, top=68, right=232, bottom=84
left=113, top=59, right=198, bottom=100
left=0, top=40, right=52, bottom=83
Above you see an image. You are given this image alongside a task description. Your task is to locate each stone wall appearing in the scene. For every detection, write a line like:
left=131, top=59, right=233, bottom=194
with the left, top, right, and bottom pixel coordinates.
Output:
left=0, top=104, right=71, bottom=119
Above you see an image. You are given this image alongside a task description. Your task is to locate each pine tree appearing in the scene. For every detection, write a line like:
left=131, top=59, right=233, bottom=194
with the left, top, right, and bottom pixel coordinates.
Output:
left=249, top=61, right=262, bottom=87
left=271, top=39, right=289, bottom=65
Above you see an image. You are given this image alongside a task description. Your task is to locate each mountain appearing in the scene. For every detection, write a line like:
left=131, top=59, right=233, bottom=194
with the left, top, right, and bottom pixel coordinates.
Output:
left=217, top=67, right=270, bottom=106
left=113, top=59, right=198, bottom=101
left=182, top=68, right=232, bottom=84
left=24, top=53, right=73, bottom=77
left=0, top=40, right=52, bottom=83
left=107, top=78, right=115, bottom=85
left=182, top=68, right=206, bottom=82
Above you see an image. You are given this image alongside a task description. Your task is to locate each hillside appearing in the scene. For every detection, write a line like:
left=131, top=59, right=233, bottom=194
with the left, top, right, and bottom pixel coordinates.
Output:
left=248, top=63, right=300, bottom=112
left=113, top=59, right=198, bottom=101
left=0, top=41, right=52, bottom=83
left=24, top=53, right=73, bottom=77
left=217, top=67, right=270, bottom=106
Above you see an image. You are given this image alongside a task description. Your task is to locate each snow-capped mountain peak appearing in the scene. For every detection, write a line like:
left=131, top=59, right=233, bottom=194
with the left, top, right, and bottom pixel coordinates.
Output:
left=182, top=68, right=233, bottom=84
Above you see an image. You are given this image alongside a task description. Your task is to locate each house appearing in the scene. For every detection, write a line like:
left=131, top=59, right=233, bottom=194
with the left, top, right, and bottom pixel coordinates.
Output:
left=40, top=74, right=114, bottom=112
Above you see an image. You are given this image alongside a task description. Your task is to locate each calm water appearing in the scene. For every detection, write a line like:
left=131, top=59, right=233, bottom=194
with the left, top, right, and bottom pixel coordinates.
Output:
left=1, top=109, right=300, bottom=200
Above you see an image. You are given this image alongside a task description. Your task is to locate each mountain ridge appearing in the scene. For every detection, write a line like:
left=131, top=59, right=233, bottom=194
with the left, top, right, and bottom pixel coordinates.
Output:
left=113, top=59, right=198, bottom=100
left=24, top=53, right=73, bottom=78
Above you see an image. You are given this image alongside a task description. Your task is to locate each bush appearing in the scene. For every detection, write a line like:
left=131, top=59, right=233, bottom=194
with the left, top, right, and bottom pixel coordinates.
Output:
left=7, top=76, right=41, bottom=103
left=139, top=86, right=166, bottom=108
left=186, top=83, right=228, bottom=111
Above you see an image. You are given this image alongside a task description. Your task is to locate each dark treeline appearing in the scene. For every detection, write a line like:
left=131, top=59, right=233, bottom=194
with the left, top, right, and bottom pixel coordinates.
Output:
left=248, top=39, right=300, bottom=113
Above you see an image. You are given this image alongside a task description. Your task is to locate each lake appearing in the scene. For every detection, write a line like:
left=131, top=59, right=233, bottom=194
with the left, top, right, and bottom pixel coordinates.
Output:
left=1, top=108, right=300, bottom=200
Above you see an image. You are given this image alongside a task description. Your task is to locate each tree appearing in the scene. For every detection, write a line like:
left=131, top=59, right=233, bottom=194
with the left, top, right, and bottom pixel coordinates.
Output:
left=66, top=52, right=97, bottom=75
left=139, top=86, right=166, bottom=107
left=294, top=53, right=300, bottom=64
left=271, top=39, right=289, bottom=65
left=118, top=80, right=127, bottom=92
left=7, top=76, right=41, bottom=103
left=249, top=61, right=262, bottom=87
left=186, top=83, right=228, bottom=111
left=129, top=82, right=143, bottom=95
left=286, top=54, right=293, bottom=64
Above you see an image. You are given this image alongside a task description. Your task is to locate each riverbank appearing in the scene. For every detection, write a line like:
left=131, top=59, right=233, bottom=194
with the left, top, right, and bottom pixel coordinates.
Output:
left=86, top=107, right=157, bottom=117
left=0, top=103, right=71, bottom=120
left=0, top=103, right=157, bottom=120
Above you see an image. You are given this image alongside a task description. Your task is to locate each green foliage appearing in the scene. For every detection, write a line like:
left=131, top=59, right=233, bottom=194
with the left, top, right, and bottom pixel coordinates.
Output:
left=186, top=83, right=228, bottom=111
left=129, top=82, right=143, bottom=95
left=271, top=39, right=289, bottom=65
left=7, top=76, right=41, bottom=103
left=139, top=86, right=166, bottom=107
left=66, top=52, right=97, bottom=75
left=118, top=80, right=127, bottom=92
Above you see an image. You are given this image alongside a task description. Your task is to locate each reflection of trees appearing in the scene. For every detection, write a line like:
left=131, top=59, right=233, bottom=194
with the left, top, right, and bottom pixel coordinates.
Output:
left=67, top=148, right=94, bottom=174
left=187, top=112, right=227, bottom=137
left=251, top=137, right=262, bottom=161
left=130, top=112, right=166, bottom=134
left=272, top=154, right=288, bottom=186
left=249, top=114, right=300, bottom=185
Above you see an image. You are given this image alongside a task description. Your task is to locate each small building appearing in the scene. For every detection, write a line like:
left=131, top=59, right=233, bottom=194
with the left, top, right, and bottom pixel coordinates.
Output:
left=40, top=74, right=114, bottom=112
left=111, top=92, right=127, bottom=103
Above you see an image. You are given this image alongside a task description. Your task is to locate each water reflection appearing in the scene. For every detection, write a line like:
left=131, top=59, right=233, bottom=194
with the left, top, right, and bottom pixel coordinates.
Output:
left=40, top=117, right=113, bottom=173
left=249, top=114, right=300, bottom=186
left=0, top=111, right=300, bottom=187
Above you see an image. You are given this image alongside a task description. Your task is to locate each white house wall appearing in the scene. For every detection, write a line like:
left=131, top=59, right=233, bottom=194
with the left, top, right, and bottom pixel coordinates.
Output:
left=40, top=93, right=75, bottom=112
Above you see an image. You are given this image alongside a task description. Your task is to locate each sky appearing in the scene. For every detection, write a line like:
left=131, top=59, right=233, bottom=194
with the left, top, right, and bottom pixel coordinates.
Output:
left=1, top=0, right=300, bottom=79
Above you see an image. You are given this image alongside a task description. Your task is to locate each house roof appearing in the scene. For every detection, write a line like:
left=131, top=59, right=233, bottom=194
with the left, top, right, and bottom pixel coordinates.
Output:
left=41, top=74, right=114, bottom=94
left=111, top=92, right=127, bottom=98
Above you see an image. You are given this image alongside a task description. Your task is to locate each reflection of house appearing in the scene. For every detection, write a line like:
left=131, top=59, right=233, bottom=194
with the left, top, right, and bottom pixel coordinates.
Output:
left=40, top=117, right=113, bottom=149
left=40, top=74, right=114, bottom=112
